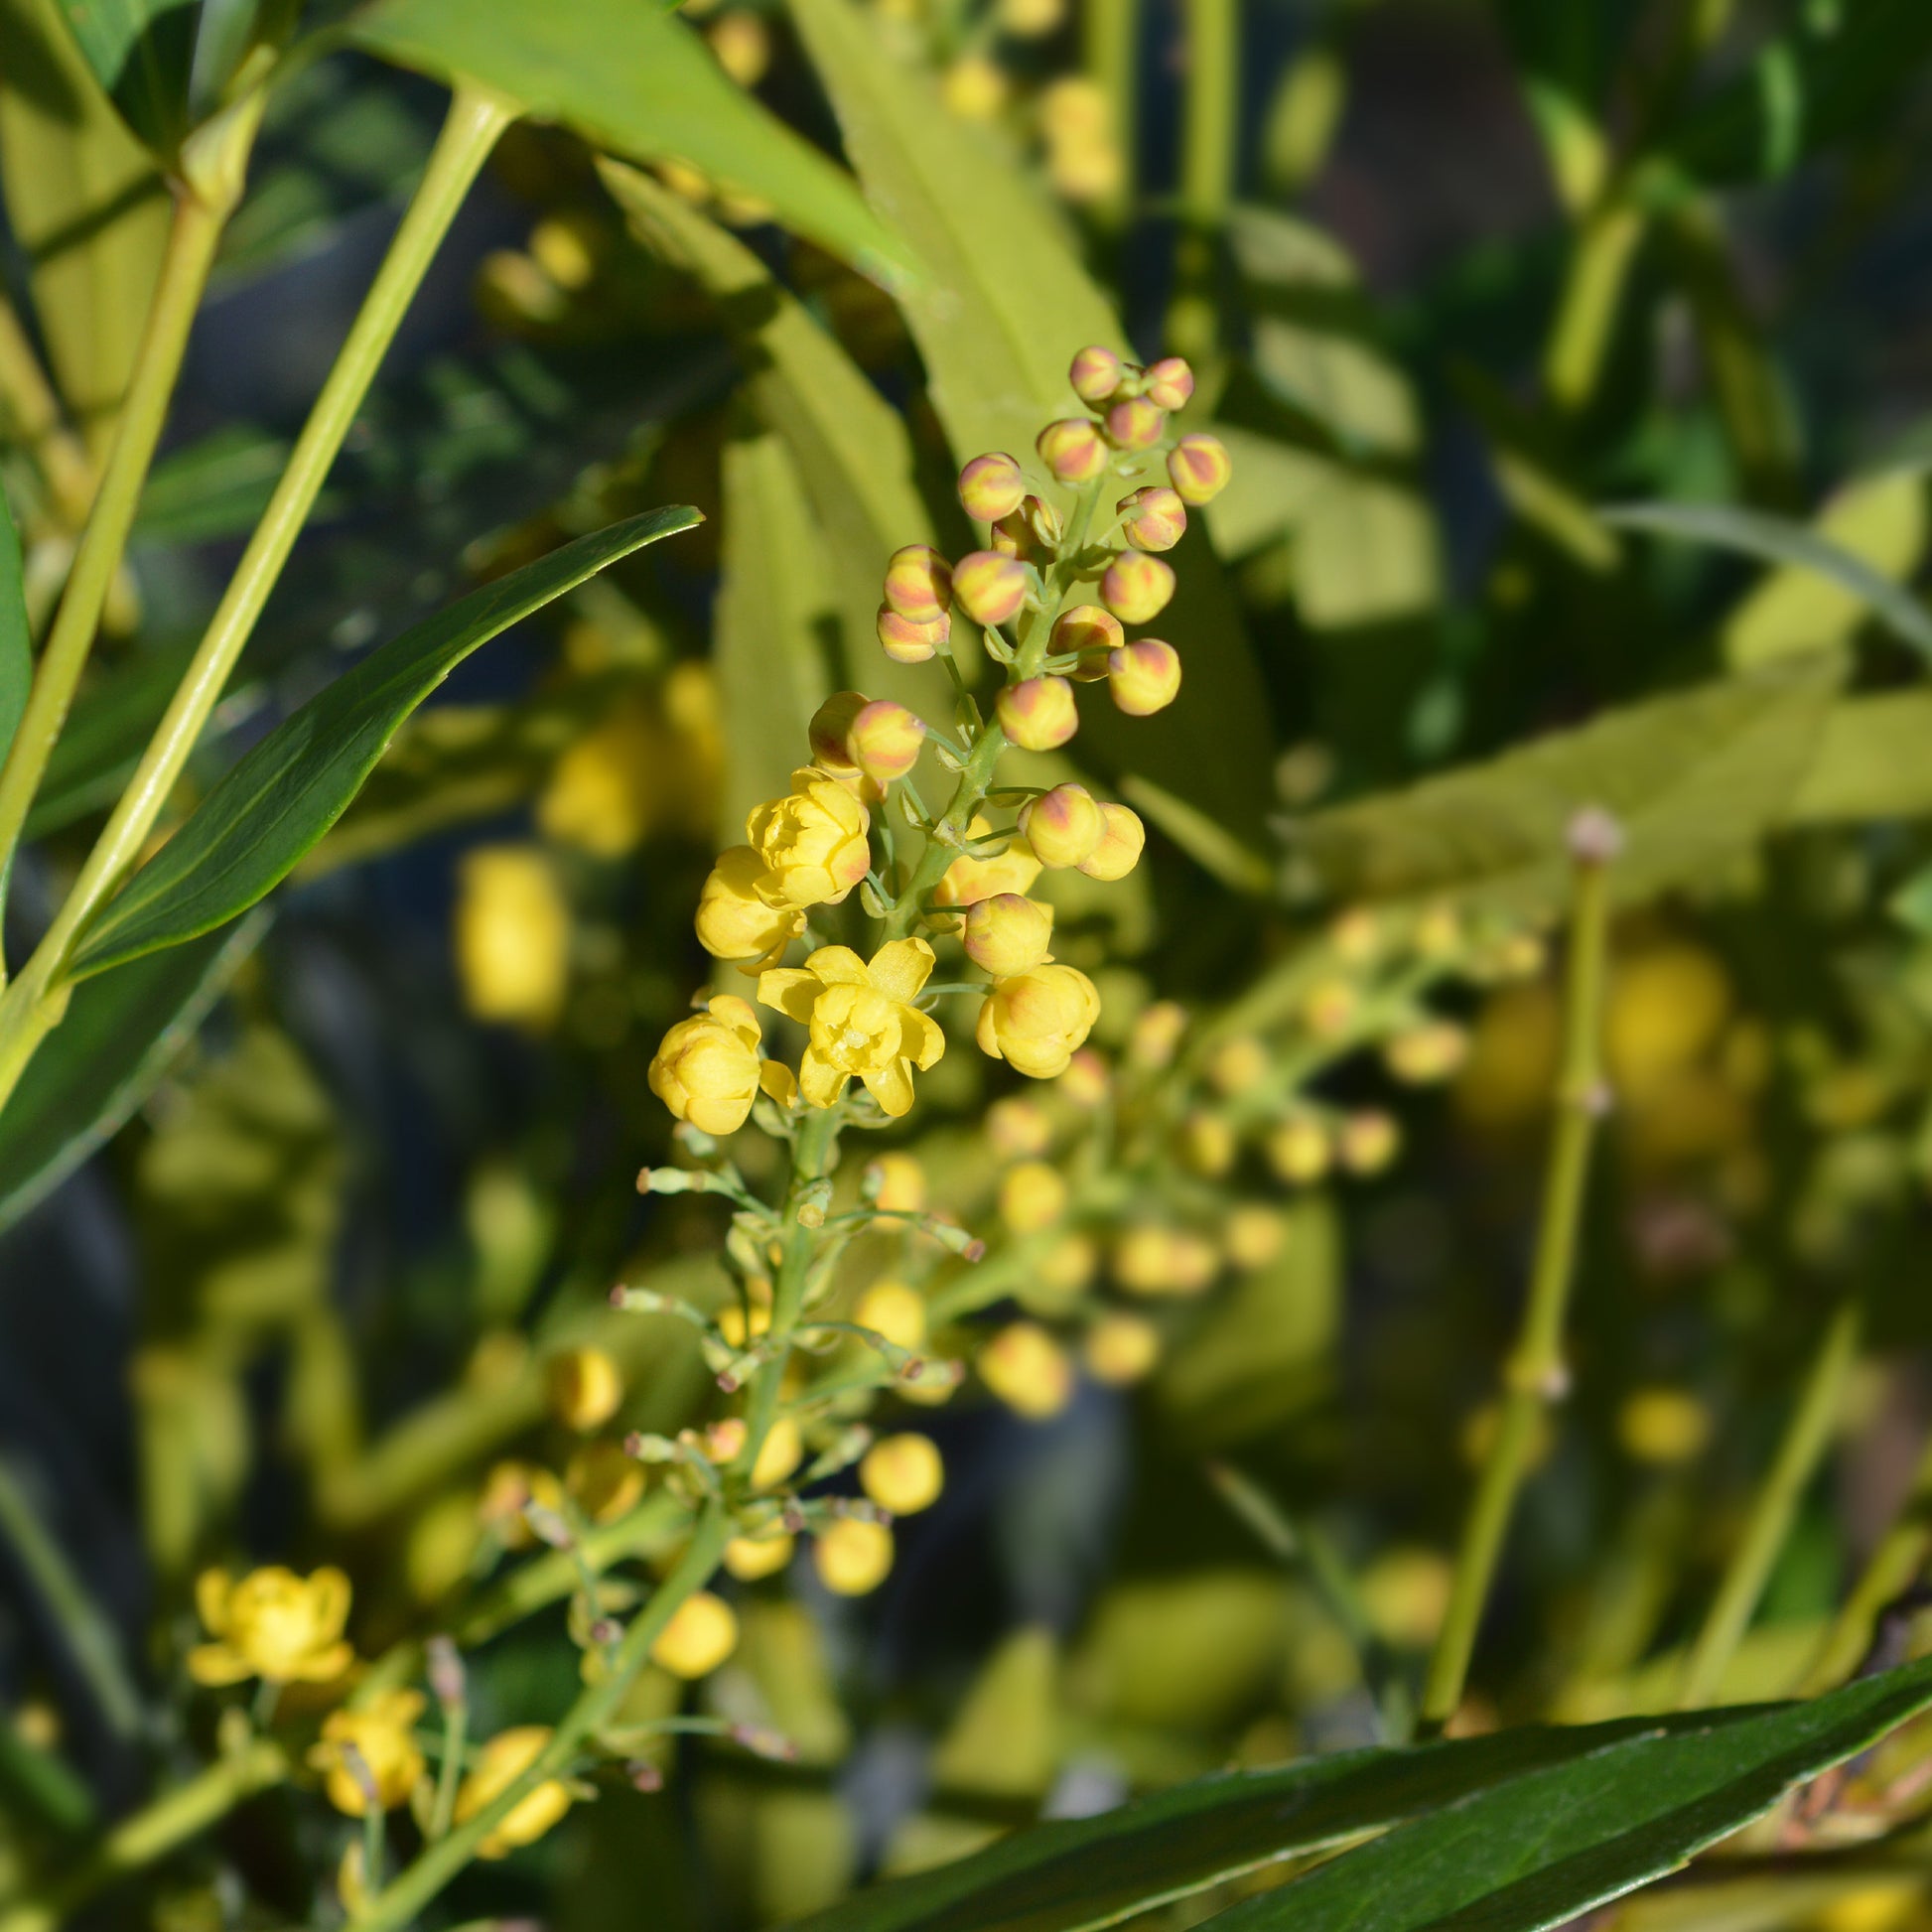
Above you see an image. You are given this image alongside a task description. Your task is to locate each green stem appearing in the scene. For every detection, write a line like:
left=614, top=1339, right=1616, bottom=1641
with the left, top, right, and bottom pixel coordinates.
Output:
left=0, top=1739, right=287, bottom=1932
left=1543, top=199, right=1646, bottom=414
left=1082, top=0, right=1139, bottom=227
left=1678, top=1299, right=1863, bottom=1711
left=0, top=291, right=96, bottom=531
left=0, top=83, right=514, bottom=1096
left=880, top=723, right=1008, bottom=942
left=1167, top=0, right=1237, bottom=361
left=1420, top=820, right=1615, bottom=1730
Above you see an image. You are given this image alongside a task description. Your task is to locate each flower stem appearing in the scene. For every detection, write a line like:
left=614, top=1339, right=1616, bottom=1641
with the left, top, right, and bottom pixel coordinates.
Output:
left=0, top=291, right=96, bottom=531
left=1419, top=817, right=1616, bottom=1731
left=1678, top=1297, right=1863, bottom=1710
left=0, top=83, right=513, bottom=1098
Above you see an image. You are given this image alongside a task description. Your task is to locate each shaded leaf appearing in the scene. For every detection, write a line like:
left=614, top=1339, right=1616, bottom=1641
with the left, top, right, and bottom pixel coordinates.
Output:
left=348, top=0, right=915, bottom=285
left=134, top=422, right=298, bottom=543
left=0, top=911, right=267, bottom=1232
left=68, top=507, right=700, bottom=979
left=1787, top=691, right=1932, bottom=827
left=1297, top=660, right=1843, bottom=921
left=1604, top=499, right=1932, bottom=662
left=0, top=485, right=30, bottom=766
left=51, top=0, right=200, bottom=154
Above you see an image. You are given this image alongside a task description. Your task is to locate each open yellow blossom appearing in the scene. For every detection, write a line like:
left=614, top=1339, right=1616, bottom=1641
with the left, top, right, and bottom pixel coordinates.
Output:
left=456, top=1725, right=572, bottom=1859
left=189, top=1565, right=354, bottom=1687
left=759, top=940, right=945, bottom=1117
left=649, top=994, right=786, bottom=1135
left=976, top=964, right=1102, bottom=1079
left=311, top=1690, right=426, bottom=1816
left=746, top=766, right=872, bottom=908
left=696, top=845, right=807, bottom=968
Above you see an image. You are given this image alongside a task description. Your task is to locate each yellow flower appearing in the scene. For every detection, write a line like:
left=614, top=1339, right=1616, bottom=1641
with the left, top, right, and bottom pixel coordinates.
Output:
left=745, top=766, right=872, bottom=909
left=1084, top=1312, right=1161, bottom=1385
left=311, top=1690, right=426, bottom=1816
left=866, top=1153, right=927, bottom=1212
left=546, top=1345, right=622, bottom=1432
left=860, top=1434, right=944, bottom=1515
left=759, top=940, right=945, bottom=1117
left=696, top=846, right=806, bottom=969
left=933, top=816, right=1042, bottom=907
left=975, top=964, right=1102, bottom=1079
left=565, top=1441, right=644, bottom=1524
left=723, top=1532, right=795, bottom=1582
left=454, top=846, right=570, bottom=1029
left=456, top=1726, right=572, bottom=1859
left=978, top=1321, right=1073, bottom=1419
left=853, top=1279, right=926, bottom=1350
left=189, top=1566, right=354, bottom=1687
left=650, top=1590, right=740, bottom=1679
left=814, top=1518, right=896, bottom=1595
left=998, top=1161, right=1067, bottom=1233
left=649, top=994, right=778, bottom=1135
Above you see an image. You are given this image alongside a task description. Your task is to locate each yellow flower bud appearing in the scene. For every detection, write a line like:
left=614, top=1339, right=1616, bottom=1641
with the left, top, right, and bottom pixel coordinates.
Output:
left=566, top=1441, right=644, bottom=1524
left=996, top=674, right=1078, bottom=751
left=1101, top=553, right=1175, bottom=625
left=993, top=494, right=1063, bottom=563
left=1000, top=0, right=1065, bottom=36
left=885, top=544, right=952, bottom=622
left=1208, top=1034, right=1270, bottom=1096
left=1076, top=801, right=1145, bottom=881
left=696, top=846, right=807, bottom=969
left=745, top=766, right=872, bottom=908
left=1267, top=1114, right=1331, bottom=1184
left=1084, top=1311, right=1161, bottom=1384
left=861, top=1433, right=944, bottom=1514
left=1181, top=1112, right=1236, bottom=1176
left=1069, top=345, right=1125, bottom=404
left=1328, top=907, right=1382, bottom=963
left=977, top=963, right=1102, bottom=1078
left=877, top=604, right=950, bottom=664
left=1107, top=637, right=1181, bottom=715
left=1039, top=1231, right=1098, bottom=1292
left=1167, top=431, right=1232, bottom=504
left=1385, top=1021, right=1469, bottom=1085
left=1052, top=603, right=1124, bottom=679
left=1105, top=395, right=1166, bottom=451
left=458, top=1727, right=573, bottom=1858
left=1118, top=485, right=1186, bottom=552
left=935, top=816, right=1043, bottom=906
left=953, top=549, right=1031, bottom=626
left=705, top=1418, right=749, bottom=1464
left=959, top=452, right=1027, bottom=523
left=1226, top=1204, right=1288, bottom=1270
left=455, top=845, right=570, bottom=1029
left=1036, top=417, right=1108, bottom=483
left=723, top=1533, right=795, bottom=1582
left=706, top=8, right=770, bottom=82
left=1019, top=783, right=1103, bottom=868
left=651, top=1590, right=740, bottom=1679
left=649, top=994, right=764, bottom=1135
left=847, top=699, right=927, bottom=783
left=940, top=53, right=1007, bottom=119
left=1114, top=1224, right=1218, bottom=1296
left=188, top=1566, right=353, bottom=1688
left=546, top=1345, right=623, bottom=1433
left=978, top=1320, right=1073, bottom=1419
left=853, top=1279, right=926, bottom=1350
left=1142, top=356, right=1195, bottom=411
left=312, top=1691, right=426, bottom=1817
left=759, top=939, right=945, bottom=1117
left=1338, top=1110, right=1400, bottom=1175
left=753, top=1414, right=804, bottom=1490
left=999, top=1159, right=1067, bottom=1233
left=479, top=1460, right=565, bottom=1551
left=1304, top=977, right=1359, bottom=1037
left=1046, top=133, right=1124, bottom=204
left=1617, top=1388, right=1714, bottom=1466
left=1057, top=1046, right=1111, bottom=1106
left=815, top=1517, right=896, bottom=1594
left=718, top=1278, right=772, bottom=1348
left=867, top=1154, right=927, bottom=1214
left=807, top=691, right=870, bottom=773
left=963, top=892, right=1055, bottom=976
left=1129, top=999, right=1188, bottom=1068
left=988, top=1094, right=1053, bottom=1158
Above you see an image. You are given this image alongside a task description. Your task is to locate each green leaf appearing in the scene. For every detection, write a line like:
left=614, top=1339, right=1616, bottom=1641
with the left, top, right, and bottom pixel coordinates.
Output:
left=1786, top=689, right=1932, bottom=827
left=347, top=0, right=915, bottom=286
left=1604, top=499, right=1932, bottom=663
left=67, top=507, right=700, bottom=979
left=1297, top=659, right=1843, bottom=922
left=134, top=422, right=298, bottom=543
left=0, top=912, right=267, bottom=1232
left=788, top=0, right=1275, bottom=844
left=1196, top=1658, right=1932, bottom=1932
left=0, top=484, right=31, bottom=767
left=50, top=0, right=200, bottom=154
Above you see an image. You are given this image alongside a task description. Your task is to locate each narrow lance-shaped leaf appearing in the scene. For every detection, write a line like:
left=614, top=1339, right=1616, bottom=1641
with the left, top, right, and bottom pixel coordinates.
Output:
left=67, top=506, right=700, bottom=980
left=348, top=0, right=916, bottom=288
left=0, top=484, right=31, bottom=766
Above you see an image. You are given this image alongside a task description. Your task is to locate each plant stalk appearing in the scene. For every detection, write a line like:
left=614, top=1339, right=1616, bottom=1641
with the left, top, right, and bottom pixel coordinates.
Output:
left=1420, top=814, right=1616, bottom=1730
left=1168, top=0, right=1238, bottom=361
left=0, top=292, right=96, bottom=531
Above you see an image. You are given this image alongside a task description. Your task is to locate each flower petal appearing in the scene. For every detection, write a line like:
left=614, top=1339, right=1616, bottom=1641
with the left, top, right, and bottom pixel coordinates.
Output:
left=759, top=1060, right=798, bottom=1107
left=195, top=1568, right=232, bottom=1638
left=707, top=994, right=762, bottom=1045
left=187, top=1642, right=255, bottom=1687
left=757, top=969, right=821, bottom=1025
left=799, top=1050, right=849, bottom=1110
left=899, top=1006, right=947, bottom=1071
left=868, top=937, right=936, bottom=1003
left=804, top=945, right=870, bottom=987
left=863, top=1059, right=916, bottom=1117
left=309, top=1567, right=353, bottom=1639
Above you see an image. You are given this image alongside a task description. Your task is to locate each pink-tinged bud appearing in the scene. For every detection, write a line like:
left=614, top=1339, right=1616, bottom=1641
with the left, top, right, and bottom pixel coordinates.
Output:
left=884, top=543, right=952, bottom=622
left=1018, top=783, right=1103, bottom=868
left=991, top=495, right=1062, bottom=565
left=1101, top=551, right=1175, bottom=623
left=1118, top=485, right=1186, bottom=552
left=1075, top=801, right=1145, bottom=880
left=953, top=549, right=1031, bottom=625
left=963, top=893, right=1055, bottom=976
left=1036, top=418, right=1108, bottom=483
left=1052, top=603, right=1123, bottom=679
left=1069, top=345, right=1125, bottom=404
left=1018, top=494, right=1062, bottom=547
left=1167, top=432, right=1231, bottom=505
left=807, top=691, right=869, bottom=772
left=958, top=452, right=1027, bottom=523
left=1105, top=396, right=1165, bottom=450
left=996, top=675, right=1078, bottom=751
left=847, top=699, right=926, bottom=782
left=1107, top=637, right=1181, bottom=715
left=1142, top=355, right=1194, bottom=411
left=876, top=605, right=949, bottom=664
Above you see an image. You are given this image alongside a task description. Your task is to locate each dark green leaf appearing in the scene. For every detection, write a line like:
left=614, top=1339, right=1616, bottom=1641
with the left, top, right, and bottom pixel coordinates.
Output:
left=348, top=0, right=915, bottom=286
left=1605, top=500, right=1932, bottom=661
left=0, top=912, right=267, bottom=1232
left=0, top=484, right=31, bottom=768
left=51, top=0, right=200, bottom=155
left=1198, top=1659, right=1932, bottom=1932
left=67, top=507, right=700, bottom=979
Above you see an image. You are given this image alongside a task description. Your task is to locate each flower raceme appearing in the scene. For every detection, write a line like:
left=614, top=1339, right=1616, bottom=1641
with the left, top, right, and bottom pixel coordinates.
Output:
left=759, top=940, right=946, bottom=1117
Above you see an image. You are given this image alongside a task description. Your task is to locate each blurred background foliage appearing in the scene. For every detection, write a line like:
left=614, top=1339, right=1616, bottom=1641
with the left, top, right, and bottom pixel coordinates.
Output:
left=9, top=0, right=1932, bottom=1927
